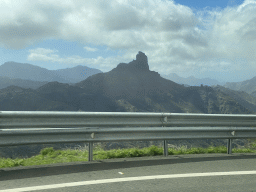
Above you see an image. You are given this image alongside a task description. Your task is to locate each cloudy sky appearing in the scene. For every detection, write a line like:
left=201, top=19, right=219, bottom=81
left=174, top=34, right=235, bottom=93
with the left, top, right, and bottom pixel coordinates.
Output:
left=0, top=0, right=255, bottom=82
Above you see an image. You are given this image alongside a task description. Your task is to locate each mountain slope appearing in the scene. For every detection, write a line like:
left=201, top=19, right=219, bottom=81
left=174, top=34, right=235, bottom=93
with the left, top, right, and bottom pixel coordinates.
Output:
left=0, top=83, right=122, bottom=112
left=0, top=62, right=69, bottom=83
left=161, top=73, right=224, bottom=86
left=0, top=62, right=103, bottom=89
left=0, top=76, right=48, bottom=90
left=212, top=85, right=256, bottom=113
left=0, top=85, right=74, bottom=111
left=53, top=65, right=103, bottom=83
left=224, top=76, right=256, bottom=95
left=252, top=91, right=256, bottom=98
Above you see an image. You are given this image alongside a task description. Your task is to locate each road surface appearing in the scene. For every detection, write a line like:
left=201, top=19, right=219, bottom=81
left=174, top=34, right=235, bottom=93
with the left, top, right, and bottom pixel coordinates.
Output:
left=1, top=153, right=256, bottom=192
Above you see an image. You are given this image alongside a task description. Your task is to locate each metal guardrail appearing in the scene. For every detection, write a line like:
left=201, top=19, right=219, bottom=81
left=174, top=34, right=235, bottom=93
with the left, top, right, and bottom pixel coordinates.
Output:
left=1, top=111, right=256, bottom=161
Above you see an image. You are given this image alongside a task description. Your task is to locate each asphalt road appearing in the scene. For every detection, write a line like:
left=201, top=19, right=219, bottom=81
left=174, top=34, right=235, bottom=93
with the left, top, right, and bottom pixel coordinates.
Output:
left=1, top=153, right=256, bottom=192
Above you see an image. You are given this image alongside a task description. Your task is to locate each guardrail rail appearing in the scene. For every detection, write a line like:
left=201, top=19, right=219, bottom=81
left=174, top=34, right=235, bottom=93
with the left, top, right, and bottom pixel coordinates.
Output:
left=1, top=111, right=256, bottom=161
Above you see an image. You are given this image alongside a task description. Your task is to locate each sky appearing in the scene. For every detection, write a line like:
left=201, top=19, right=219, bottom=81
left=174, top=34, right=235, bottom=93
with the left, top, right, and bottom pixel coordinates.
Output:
left=0, top=0, right=255, bottom=83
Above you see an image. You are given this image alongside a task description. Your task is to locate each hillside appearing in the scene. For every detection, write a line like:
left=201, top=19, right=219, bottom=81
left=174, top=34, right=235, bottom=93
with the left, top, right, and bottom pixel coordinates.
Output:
left=161, top=73, right=225, bottom=86
left=0, top=62, right=103, bottom=89
left=0, top=76, right=49, bottom=90
left=224, top=76, right=256, bottom=95
left=0, top=62, right=68, bottom=83
left=212, top=85, right=256, bottom=113
left=252, top=91, right=256, bottom=98
left=53, top=65, right=103, bottom=83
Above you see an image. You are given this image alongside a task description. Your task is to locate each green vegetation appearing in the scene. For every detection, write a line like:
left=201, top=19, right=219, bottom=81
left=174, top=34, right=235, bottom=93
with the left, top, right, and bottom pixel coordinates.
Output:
left=1, top=144, right=256, bottom=169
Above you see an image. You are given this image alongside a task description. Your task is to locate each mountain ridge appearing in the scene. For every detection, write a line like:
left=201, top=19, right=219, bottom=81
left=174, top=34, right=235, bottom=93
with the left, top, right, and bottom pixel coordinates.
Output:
left=0, top=51, right=254, bottom=114
left=224, top=76, right=256, bottom=95
left=0, top=62, right=103, bottom=89
left=161, top=73, right=225, bottom=86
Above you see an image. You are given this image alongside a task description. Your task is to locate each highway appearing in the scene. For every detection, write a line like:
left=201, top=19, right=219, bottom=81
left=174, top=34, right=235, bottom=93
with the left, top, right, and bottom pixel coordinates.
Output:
left=1, top=153, right=256, bottom=192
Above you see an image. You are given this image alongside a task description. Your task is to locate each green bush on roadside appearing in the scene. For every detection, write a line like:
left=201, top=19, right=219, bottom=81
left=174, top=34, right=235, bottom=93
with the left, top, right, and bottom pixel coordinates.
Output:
left=1, top=144, right=256, bottom=169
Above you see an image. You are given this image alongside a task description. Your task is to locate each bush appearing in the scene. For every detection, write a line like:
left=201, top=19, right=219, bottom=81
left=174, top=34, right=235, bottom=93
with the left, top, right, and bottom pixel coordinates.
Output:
left=40, top=147, right=55, bottom=156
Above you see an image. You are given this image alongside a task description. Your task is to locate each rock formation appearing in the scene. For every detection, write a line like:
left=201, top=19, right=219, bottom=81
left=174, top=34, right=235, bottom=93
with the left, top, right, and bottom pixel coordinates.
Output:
left=114, top=51, right=149, bottom=72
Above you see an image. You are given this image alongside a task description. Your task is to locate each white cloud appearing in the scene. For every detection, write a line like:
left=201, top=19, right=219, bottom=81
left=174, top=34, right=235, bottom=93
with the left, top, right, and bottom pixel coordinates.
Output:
left=205, top=1, right=256, bottom=65
left=27, top=47, right=126, bottom=72
left=28, top=48, right=58, bottom=62
left=237, top=0, right=256, bottom=12
left=29, top=48, right=58, bottom=55
left=84, top=46, right=98, bottom=52
left=1, top=0, right=256, bottom=78
left=28, top=48, right=85, bottom=63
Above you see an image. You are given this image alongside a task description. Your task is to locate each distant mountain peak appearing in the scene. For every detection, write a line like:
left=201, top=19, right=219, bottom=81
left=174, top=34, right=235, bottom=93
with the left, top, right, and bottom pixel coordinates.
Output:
left=114, top=51, right=149, bottom=73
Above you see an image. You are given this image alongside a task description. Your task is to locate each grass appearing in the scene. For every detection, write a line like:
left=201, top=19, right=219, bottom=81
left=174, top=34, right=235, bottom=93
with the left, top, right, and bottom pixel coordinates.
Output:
left=1, top=144, right=256, bottom=169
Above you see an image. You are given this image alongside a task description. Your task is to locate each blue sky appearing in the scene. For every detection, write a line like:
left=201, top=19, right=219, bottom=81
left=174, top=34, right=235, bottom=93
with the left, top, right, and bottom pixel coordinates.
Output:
left=0, top=0, right=255, bottom=83
left=176, top=0, right=244, bottom=9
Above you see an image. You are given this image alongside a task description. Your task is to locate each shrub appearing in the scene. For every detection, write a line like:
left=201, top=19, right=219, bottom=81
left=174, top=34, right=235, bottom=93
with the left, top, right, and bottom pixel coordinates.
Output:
left=40, top=147, right=55, bottom=156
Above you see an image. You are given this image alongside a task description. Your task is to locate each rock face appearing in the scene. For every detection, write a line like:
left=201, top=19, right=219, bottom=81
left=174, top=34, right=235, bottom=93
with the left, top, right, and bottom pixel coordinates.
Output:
left=114, top=51, right=149, bottom=72
left=133, top=51, right=149, bottom=71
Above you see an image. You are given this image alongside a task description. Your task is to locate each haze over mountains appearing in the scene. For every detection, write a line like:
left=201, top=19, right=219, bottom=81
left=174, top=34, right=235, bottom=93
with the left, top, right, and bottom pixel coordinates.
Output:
left=161, top=73, right=225, bottom=86
left=0, top=61, right=226, bottom=90
left=0, top=61, right=103, bottom=89
left=224, top=77, right=256, bottom=97
left=0, top=51, right=256, bottom=114
left=2, top=59, right=255, bottom=91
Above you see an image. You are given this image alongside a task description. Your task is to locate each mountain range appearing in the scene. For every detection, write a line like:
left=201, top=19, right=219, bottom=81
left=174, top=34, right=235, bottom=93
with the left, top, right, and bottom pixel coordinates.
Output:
left=0, top=51, right=256, bottom=114
left=1, top=52, right=256, bottom=158
left=224, top=76, right=256, bottom=97
left=161, top=73, right=225, bottom=86
left=0, top=61, right=103, bottom=89
left=2, top=61, right=255, bottom=98
left=0, top=61, right=226, bottom=90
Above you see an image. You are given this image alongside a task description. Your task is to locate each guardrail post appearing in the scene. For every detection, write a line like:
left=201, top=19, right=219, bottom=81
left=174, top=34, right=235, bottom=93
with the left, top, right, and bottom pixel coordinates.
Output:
left=89, top=142, right=93, bottom=161
left=227, top=139, right=232, bottom=154
left=163, top=140, right=168, bottom=157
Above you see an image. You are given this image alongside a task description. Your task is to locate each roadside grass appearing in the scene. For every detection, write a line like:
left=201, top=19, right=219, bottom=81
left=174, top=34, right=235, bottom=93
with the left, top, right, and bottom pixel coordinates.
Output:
left=1, top=144, right=256, bottom=169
